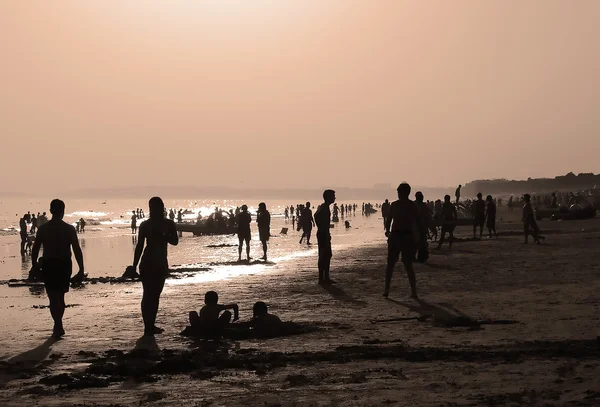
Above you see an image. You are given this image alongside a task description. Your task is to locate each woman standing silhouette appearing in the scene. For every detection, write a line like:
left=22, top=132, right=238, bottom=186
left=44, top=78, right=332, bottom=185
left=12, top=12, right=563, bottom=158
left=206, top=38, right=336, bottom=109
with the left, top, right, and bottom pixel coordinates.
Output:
left=131, top=197, right=178, bottom=336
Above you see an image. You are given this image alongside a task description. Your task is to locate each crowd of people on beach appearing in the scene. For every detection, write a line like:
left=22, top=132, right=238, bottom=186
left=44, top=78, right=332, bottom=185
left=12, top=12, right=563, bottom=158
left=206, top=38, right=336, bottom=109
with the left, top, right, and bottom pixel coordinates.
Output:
left=16, top=182, right=600, bottom=340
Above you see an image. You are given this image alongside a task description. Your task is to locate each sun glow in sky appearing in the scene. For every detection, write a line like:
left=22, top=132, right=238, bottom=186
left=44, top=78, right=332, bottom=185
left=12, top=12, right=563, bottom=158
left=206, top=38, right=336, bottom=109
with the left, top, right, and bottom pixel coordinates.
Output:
left=1, top=1, right=599, bottom=194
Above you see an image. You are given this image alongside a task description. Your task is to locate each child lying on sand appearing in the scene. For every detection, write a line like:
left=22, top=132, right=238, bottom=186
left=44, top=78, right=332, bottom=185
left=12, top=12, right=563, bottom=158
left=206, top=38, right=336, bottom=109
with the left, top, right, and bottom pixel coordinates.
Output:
left=189, top=291, right=239, bottom=335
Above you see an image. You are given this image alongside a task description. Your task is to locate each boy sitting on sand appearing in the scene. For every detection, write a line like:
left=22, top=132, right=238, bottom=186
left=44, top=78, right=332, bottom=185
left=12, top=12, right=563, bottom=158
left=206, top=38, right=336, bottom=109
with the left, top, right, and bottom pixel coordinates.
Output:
left=251, top=301, right=283, bottom=336
left=189, top=291, right=239, bottom=334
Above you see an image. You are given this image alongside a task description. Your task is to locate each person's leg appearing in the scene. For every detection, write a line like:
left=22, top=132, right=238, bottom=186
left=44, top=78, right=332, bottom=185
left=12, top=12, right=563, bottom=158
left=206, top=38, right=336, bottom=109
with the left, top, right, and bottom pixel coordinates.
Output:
left=404, top=263, right=417, bottom=298
left=141, top=276, right=166, bottom=335
left=401, top=238, right=418, bottom=298
left=384, top=238, right=399, bottom=296
left=238, top=237, right=243, bottom=260
left=324, top=238, right=332, bottom=281
left=261, top=240, right=267, bottom=260
left=523, top=221, right=529, bottom=243
left=245, top=237, right=250, bottom=260
left=306, top=229, right=312, bottom=245
left=473, top=221, right=477, bottom=238
left=47, top=290, right=66, bottom=336
left=437, top=226, right=447, bottom=248
left=449, top=227, right=455, bottom=249
left=317, top=233, right=324, bottom=282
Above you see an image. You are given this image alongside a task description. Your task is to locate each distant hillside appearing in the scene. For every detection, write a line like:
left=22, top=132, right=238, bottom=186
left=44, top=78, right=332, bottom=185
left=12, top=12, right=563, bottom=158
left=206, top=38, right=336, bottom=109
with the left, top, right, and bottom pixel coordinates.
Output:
left=463, top=173, right=600, bottom=197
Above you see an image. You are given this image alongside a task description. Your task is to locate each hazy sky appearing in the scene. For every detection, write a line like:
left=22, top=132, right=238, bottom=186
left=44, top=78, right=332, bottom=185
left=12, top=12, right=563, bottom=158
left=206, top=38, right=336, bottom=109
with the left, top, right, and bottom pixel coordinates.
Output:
left=1, top=1, right=598, bottom=194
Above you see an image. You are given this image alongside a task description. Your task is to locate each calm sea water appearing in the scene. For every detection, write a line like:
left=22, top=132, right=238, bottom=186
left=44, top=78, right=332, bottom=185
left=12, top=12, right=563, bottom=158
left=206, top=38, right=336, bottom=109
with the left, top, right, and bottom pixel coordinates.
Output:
left=0, top=198, right=384, bottom=282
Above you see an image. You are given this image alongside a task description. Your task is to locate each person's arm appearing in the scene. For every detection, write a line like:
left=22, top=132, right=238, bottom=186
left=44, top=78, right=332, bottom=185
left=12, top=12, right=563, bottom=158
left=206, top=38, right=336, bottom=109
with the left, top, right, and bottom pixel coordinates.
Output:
left=384, top=204, right=393, bottom=236
left=133, top=224, right=146, bottom=268
left=31, top=228, right=43, bottom=268
left=166, top=220, right=179, bottom=246
left=223, top=303, right=239, bottom=321
left=311, top=210, right=315, bottom=227
left=71, top=227, right=85, bottom=278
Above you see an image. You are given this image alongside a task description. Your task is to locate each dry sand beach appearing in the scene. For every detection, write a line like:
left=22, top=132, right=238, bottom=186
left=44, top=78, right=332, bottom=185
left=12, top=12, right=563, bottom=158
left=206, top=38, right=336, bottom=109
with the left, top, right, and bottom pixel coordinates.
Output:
left=0, top=214, right=599, bottom=406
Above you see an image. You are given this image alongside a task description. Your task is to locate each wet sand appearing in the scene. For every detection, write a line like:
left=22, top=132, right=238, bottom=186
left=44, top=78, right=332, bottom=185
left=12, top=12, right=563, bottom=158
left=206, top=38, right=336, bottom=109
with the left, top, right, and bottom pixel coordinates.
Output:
left=1, top=216, right=599, bottom=406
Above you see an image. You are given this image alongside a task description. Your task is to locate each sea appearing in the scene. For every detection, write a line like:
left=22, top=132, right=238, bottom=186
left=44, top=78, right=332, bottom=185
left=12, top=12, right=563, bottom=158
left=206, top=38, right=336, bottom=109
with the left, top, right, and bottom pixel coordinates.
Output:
left=0, top=197, right=384, bottom=282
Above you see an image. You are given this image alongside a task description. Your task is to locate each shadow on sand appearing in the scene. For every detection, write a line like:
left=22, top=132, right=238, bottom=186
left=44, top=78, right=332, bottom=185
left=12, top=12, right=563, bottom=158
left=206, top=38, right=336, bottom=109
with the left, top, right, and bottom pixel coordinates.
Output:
left=320, top=282, right=366, bottom=305
left=0, top=336, right=60, bottom=387
left=386, top=298, right=519, bottom=328
left=423, top=262, right=460, bottom=271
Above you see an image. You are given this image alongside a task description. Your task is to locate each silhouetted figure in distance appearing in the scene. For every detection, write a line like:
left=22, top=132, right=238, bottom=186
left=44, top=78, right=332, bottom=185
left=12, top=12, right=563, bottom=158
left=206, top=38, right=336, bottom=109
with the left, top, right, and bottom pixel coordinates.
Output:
left=473, top=192, right=486, bottom=239
left=381, top=199, right=391, bottom=229
left=19, top=215, right=28, bottom=254
left=31, top=199, right=85, bottom=338
left=437, top=195, right=457, bottom=250
left=31, top=214, right=38, bottom=234
left=300, top=202, right=315, bottom=246
left=455, top=184, right=462, bottom=205
left=522, top=194, right=544, bottom=244
left=486, top=195, right=497, bottom=238
left=257, top=202, right=271, bottom=261
left=131, top=211, right=138, bottom=234
left=236, top=205, right=252, bottom=261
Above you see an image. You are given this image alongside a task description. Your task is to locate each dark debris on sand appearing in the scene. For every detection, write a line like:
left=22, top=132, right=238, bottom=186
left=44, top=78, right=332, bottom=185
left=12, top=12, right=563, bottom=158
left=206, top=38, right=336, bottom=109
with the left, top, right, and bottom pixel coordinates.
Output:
left=33, top=337, right=600, bottom=391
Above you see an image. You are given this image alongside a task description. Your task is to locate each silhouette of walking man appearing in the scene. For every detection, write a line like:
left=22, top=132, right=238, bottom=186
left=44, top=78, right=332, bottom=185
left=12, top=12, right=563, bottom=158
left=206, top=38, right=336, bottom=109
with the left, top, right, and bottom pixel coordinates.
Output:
left=131, top=197, right=178, bottom=336
left=314, top=190, right=336, bottom=284
left=384, top=183, right=424, bottom=298
left=455, top=185, right=462, bottom=205
left=31, top=199, right=85, bottom=337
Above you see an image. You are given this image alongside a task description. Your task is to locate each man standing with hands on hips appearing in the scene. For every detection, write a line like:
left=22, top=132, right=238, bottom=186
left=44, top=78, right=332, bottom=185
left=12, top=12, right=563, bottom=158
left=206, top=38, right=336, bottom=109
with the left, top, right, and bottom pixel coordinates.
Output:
left=314, top=189, right=336, bottom=284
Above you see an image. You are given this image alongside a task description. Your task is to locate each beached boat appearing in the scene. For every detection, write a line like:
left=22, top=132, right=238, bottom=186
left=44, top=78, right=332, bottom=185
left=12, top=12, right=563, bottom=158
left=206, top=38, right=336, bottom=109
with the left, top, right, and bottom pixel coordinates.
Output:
left=176, top=221, right=236, bottom=236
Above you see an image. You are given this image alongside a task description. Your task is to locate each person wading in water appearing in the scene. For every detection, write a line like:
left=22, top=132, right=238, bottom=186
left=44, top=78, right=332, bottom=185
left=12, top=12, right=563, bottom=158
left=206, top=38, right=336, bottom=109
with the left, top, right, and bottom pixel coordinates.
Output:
left=130, top=197, right=178, bottom=336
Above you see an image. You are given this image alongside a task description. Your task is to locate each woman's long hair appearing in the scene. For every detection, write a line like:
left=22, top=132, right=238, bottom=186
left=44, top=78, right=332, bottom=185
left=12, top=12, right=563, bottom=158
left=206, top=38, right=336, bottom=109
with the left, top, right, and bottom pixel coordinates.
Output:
left=149, top=197, right=165, bottom=220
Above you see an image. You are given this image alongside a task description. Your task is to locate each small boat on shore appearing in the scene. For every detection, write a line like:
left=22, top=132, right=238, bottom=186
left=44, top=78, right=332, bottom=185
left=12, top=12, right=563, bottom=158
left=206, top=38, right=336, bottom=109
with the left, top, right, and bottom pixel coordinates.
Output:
left=176, top=222, right=236, bottom=236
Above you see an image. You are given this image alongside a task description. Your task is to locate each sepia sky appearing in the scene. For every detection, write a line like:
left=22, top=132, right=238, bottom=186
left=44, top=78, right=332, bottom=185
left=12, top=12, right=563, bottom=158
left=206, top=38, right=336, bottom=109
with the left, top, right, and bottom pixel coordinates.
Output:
left=1, top=1, right=598, bottom=194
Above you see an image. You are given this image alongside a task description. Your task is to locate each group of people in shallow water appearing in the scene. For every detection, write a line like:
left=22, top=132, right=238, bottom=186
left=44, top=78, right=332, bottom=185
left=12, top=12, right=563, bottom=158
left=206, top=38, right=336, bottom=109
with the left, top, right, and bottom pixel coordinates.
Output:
left=18, top=210, right=88, bottom=255
left=26, top=183, right=551, bottom=339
